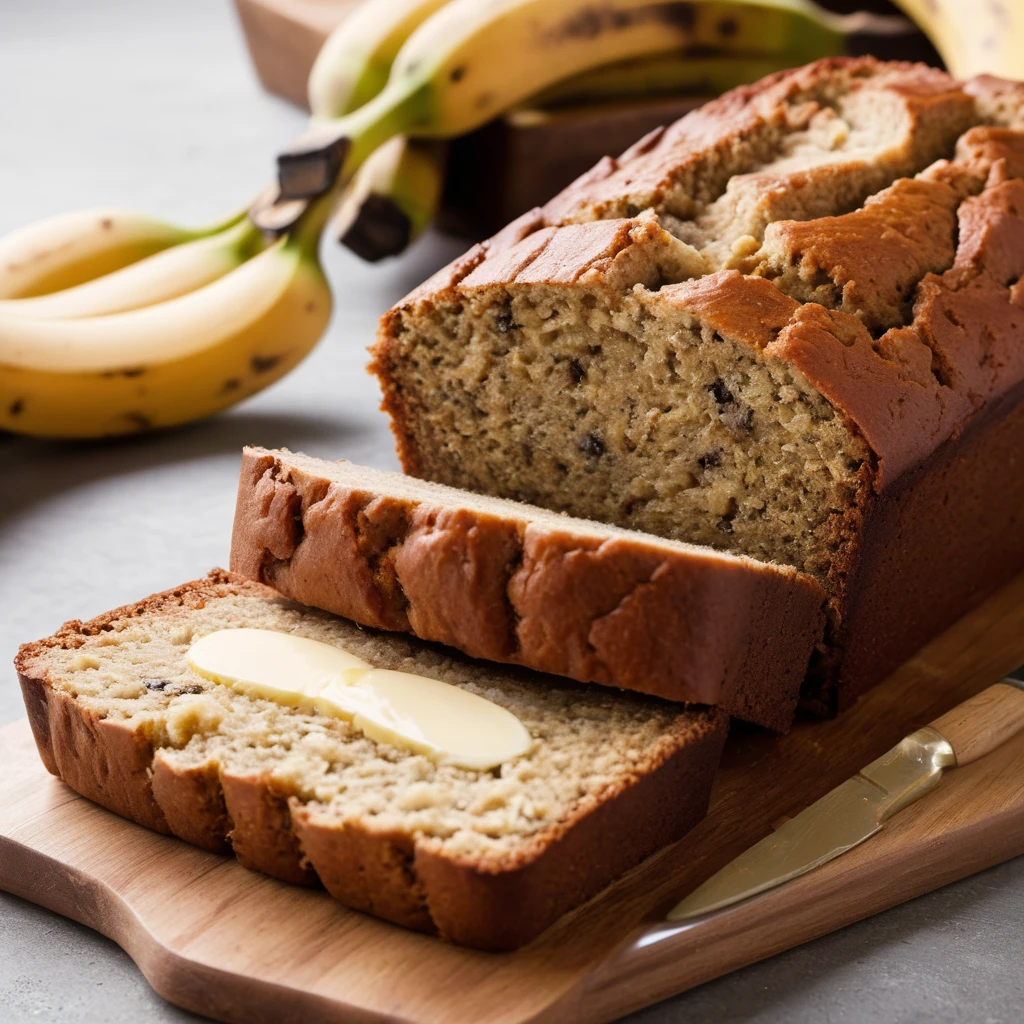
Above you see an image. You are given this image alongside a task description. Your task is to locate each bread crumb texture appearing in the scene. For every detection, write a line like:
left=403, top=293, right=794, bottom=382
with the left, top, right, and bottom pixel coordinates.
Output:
left=19, top=577, right=717, bottom=865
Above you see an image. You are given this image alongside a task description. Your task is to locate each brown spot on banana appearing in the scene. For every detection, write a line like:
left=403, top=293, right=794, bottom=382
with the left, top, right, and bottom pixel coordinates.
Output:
left=658, top=2, right=697, bottom=32
left=251, top=354, right=283, bottom=374
left=552, top=2, right=695, bottom=41
left=123, top=412, right=152, bottom=431
left=100, top=367, right=147, bottom=379
left=9, top=398, right=24, bottom=416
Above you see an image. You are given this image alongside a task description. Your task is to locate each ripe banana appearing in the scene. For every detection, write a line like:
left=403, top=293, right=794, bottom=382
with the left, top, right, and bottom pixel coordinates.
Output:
left=891, top=0, right=1024, bottom=78
left=0, top=207, right=241, bottom=300
left=0, top=217, right=265, bottom=320
left=308, top=0, right=450, bottom=118
left=334, top=135, right=446, bottom=261
left=277, top=0, right=867, bottom=198
left=0, top=199, right=333, bottom=439
left=532, top=52, right=812, bottom=107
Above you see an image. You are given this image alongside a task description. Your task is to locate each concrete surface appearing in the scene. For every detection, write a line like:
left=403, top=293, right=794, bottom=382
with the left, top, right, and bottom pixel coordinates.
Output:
left=0, top=2, right=1021, bottom=1021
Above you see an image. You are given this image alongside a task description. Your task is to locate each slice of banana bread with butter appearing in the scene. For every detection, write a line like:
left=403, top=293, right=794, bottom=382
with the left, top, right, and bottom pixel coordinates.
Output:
left=15, top=571, right=727, bottom=951
left=372, top=58, right=1024, bottom=714
left=231, top=446, right=826, bottom=731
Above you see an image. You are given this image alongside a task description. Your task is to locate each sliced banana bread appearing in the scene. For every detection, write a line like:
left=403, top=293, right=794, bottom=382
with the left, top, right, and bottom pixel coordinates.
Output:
left=371, top=58, right=1024, bottom=713
left=15, top=571, right=728, bottom=951
left=230, top=446, right=825, bottom=731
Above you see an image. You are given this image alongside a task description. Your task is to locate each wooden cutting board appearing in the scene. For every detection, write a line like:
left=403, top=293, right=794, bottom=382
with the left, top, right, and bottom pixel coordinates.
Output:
left=3, top=570, right=1024, bottom=1024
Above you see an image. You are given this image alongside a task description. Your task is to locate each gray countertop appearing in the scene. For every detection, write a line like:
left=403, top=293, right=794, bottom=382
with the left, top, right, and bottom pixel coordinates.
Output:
left=1, top=2, right=1021, bottom=1021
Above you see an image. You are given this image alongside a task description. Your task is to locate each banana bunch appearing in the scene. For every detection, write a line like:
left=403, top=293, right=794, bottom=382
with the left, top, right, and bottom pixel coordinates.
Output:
left=291, top=0, right=1018, bottom=248
left=276, top=0, right=919, bottom=200
left=0, top=194, right=335, bottom=439
left=0, top=0, right=450, bottom=439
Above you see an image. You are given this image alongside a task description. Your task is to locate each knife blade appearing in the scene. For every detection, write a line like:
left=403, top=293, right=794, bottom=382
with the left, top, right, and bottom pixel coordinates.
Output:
left=668, top=675, right=1024, bottom=922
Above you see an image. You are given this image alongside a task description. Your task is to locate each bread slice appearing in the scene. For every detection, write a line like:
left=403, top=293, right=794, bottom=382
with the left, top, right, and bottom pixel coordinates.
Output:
left=230, top=447, right=826, bottom=731
left=370, top=58, right=1024, bottom=714
left=15, top=571, right=728, bottom=951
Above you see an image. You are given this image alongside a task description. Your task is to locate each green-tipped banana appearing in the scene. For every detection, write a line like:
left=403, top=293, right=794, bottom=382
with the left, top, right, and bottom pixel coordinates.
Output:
left=0, top=217, right=265, bottom=320
left=308, top=0, right=450, bottom=118
left=892, top=0, right=1024, bottom=78
left=334, top=136, right=446, bottom=261
left=276, top=0, right=881, bottom=199
left=0, top=207, right=242, bottom=300
left=0, top=194, right=335, bottom=439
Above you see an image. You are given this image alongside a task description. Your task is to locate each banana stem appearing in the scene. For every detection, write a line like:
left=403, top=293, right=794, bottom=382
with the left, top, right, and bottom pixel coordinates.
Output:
left=277, top=85, right=422, bottom=201
left=285, top=176, right=353, bottom=259
left=192, top=206, right=254, bottom=242
left=224, top=215, right=269, bottom=260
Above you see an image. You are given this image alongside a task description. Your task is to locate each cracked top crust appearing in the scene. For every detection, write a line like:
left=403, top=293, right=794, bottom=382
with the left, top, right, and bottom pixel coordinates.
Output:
left=378, top=58, right=1024, bottom=490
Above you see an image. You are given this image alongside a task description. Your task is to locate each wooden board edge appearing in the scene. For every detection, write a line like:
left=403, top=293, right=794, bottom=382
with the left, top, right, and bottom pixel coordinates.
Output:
left=0, top=822, right=397, bottom=1024
left=6, top=712, right=1024, bottom=1024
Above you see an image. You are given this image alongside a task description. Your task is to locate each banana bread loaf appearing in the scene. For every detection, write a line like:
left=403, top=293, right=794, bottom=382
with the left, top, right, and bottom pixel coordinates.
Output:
left=230, top=446, right=826, bottom=731
left=15, top=571, right=728, bottom=950
left=371, top=58, right=1024, bottom=713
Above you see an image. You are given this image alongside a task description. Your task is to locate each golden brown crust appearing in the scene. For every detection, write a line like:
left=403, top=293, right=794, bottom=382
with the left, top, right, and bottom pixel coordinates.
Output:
left=15, top=572, right=729, bottom=950
left=757, top=176, right=962, bottom=333
left=541, top=58, right=971, bottom=226
left=804, top=382, right=1024, bottom=713
left=411, top=727, right=721, bottom=951
left=289, top=809, right=435, bottom=934
left=219, top=773, right=319, bottom=887
left=16, top=678, right=172, bottom=835
left=14, top=569, right=258, bottom=669
left=151, top=755, right=231, bottom=854
left=231, top=448, right=825, bottom=731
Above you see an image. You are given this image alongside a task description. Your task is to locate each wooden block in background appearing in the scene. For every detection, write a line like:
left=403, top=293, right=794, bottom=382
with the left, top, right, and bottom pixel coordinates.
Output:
left=437, top=96, right=708, bottom=236
left=233, top=0, right=359, bottom=109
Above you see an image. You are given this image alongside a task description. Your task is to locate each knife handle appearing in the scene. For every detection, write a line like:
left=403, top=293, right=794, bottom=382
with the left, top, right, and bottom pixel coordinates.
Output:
left=929, top=680, right=1024, bottom=767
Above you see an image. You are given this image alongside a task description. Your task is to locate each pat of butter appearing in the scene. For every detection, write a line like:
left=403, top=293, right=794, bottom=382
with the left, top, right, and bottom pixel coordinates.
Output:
left=186, top=629, right=531, bottom=771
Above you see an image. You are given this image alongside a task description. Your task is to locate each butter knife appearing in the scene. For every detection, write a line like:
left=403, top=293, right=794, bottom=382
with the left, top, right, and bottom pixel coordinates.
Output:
left=669, top=674, right=1024, bottom=921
